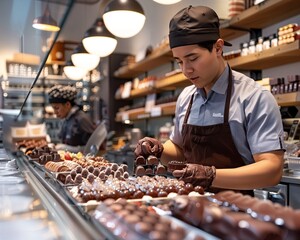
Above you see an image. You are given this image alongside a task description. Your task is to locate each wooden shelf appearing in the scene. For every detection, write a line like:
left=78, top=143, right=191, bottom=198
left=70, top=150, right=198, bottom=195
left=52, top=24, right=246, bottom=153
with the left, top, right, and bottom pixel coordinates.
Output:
left=116, top=102, right=176, bottom=122
left=128, top=87, right=156, bottom=99
left=114, top=0, right=300, bottom=122
left=228, top=40, right=300, bottom=70
left=116, top=73, right=190, bottom=100
left=220, top=0, right=300, bottom=41
left=274, top=92, right=300, bottom=107
left=116, top=92, right=300, bottom=121
left=155, top=73, right=189, bottom=90
left=114, top=44, right=173, bottom=79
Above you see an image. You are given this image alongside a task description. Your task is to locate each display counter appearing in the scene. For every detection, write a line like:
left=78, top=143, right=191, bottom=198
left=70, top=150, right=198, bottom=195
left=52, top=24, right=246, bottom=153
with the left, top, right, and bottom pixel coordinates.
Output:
left=282, top=170, right=300, bottom=185
left=2, top=147, right=300, bottom=240
left=281, top=169, right=300, bottom=210
left=0, top=148, right=117, bottom=240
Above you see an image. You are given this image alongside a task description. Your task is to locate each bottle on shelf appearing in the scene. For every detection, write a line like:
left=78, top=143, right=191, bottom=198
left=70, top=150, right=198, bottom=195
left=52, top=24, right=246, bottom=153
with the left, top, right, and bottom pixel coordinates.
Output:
left=159, top=122, right=172, bottom=143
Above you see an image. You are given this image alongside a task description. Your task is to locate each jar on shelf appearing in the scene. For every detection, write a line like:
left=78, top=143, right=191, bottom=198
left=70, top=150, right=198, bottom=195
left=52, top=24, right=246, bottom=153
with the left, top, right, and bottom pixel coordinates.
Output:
left=241, top=42, right=249, bottom=56
left=248, top=39, right=256, bottom=54
left=256, top=37, right=264, bottom=52
left=159, top=122, right=172, bottom=144
left=262, top=36, right=271, bottom=50
left=228, top=0, right=245, bottom=18
left=270, top=34, right=278, bottom=48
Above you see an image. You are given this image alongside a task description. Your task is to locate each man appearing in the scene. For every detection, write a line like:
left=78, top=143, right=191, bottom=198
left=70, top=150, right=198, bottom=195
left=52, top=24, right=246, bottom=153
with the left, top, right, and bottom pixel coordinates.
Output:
left=135, top=5, right=285, bottom=194
left=48, top=85, right=95, bottom=152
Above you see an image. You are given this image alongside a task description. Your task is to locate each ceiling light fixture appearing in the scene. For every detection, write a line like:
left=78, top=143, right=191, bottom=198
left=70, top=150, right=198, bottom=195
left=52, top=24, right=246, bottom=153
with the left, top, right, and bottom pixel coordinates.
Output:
left=32, top=3, right=60, bottom=32
left=103, top=0, right=146, bottom=38
left=152, top=0, right=182, bottom=4
left=82, top=18, right=117, bottom=57
left=71, top=43, right=101, bottom=71
left=63, top=61, right=87, bottom=81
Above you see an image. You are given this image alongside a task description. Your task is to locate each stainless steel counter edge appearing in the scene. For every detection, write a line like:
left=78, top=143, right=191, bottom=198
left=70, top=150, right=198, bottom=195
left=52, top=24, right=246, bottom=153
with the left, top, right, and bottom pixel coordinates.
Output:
left=281, top=170, right=300, bottom=185
left=16, top=153, right=120, bottom=240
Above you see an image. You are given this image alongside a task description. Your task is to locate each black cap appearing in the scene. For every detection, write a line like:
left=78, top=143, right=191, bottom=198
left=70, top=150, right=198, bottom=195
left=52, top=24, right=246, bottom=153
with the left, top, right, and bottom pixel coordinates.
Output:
left=169, top=5, right=232, bottom=49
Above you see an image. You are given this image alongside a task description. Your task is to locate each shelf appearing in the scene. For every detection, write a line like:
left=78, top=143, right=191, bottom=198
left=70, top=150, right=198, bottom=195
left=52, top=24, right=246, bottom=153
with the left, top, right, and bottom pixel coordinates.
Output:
left=114, top=44, right=173, bottom=79
left=220, top=0, right=300, bottom=41
left=116, top=92, right=300, bottom=121
left=228, top=40, right=300, bottom=70
left=274, top=92, right=300, bottom=107
left=113, top=0, right=300, bottom=123
left=117, top=73, right=189, bottom=100
left=129, top=87, right=156, bottom=99
left=116, top=102, right=176, bottom=122
left=114, top=0, right=300, bottom=79
left=155, top=72, right=189, bottom=90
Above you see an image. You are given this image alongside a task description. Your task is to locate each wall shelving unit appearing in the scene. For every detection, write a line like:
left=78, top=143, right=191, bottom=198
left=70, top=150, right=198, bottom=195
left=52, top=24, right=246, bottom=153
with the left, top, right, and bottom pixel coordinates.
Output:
left=113, top=0, right=300, bottom=122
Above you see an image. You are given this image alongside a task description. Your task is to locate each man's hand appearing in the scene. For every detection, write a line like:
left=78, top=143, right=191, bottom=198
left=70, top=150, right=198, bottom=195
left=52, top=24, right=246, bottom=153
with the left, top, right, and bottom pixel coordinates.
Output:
left=134, top=137, right=164, bottom=158
left=173, top=164, right=216, bottom=190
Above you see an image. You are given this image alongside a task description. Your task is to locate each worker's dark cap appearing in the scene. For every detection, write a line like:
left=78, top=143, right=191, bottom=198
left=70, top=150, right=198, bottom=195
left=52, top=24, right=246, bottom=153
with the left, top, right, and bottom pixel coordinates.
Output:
left=169, top=5, right=232, bottom=49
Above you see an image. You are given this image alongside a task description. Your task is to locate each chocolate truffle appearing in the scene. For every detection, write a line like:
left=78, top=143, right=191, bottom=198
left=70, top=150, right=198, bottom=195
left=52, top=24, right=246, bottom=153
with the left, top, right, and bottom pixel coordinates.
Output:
left=135, top=156, right=146, bottom=165
left=135, top=166, right=146, bottom=176
left=155, top=165, right=167, bottom=175
left=81, top=168, right=89, bottom=178
left=147, top=155, right=159, bottom=165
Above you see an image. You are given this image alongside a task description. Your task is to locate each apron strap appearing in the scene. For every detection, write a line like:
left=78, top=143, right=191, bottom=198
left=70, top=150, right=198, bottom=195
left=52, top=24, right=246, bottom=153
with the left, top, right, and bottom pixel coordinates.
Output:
left=224, top=65, right=233, bottom=123
left=183, top=93, right=195, bottom=124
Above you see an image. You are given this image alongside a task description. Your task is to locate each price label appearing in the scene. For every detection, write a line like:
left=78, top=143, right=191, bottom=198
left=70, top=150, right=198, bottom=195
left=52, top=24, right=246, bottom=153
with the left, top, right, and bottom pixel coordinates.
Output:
left=145, top=93, right=156, bottom=113
left=122, top=112, right=129, bottom=121
left=121, top=81, right=132, bottom=99
left=151, top=106, right=162, bottom=117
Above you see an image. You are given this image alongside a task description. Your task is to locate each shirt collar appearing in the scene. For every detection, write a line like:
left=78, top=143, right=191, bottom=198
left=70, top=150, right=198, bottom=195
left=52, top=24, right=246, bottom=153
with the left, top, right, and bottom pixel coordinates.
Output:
left=66, top=105, right=79, bottom=120
left=211, top=65, right=229, bottom=95
left=196, top=65, right=229, bottom=97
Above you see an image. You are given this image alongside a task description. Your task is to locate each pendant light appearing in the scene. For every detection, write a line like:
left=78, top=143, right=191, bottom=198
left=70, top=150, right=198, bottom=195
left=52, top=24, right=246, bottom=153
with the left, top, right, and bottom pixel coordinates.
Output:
left=32, top=3, right=60, bottom=32
left=103, top=0, right=146, bottom=38
left=63, top=61, right=87, bottom=81
left=153, top=0, right=182, bottom=4
left=71, top=43, right=101, bottom=71
left=82, top=18, right=117, bottom=57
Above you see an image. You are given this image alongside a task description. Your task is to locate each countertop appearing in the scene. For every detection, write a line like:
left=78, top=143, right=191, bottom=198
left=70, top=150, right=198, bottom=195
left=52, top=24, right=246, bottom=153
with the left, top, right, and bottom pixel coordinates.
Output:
left=281, top=169, right=300, bottom=184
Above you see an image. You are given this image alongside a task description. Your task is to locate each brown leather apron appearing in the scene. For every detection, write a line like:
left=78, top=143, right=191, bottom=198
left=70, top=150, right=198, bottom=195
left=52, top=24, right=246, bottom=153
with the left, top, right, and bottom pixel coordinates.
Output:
left=181, top=67, right=253, bottom=196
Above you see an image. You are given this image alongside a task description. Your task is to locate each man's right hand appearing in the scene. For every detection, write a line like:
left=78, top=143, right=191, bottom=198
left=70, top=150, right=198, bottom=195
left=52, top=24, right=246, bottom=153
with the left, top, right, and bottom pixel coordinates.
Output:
left=134, top=137, right=164, bottom=158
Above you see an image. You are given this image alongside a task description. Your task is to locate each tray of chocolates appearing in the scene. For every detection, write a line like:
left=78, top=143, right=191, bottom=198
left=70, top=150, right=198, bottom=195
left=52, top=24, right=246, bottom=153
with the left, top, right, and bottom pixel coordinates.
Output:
left=91, top=198, right=220, bottom=240
left=65, top=174, right=208, bottom=212
left=61, top=163, right=130, bottom=186
left=25, top=146, right=61, bottom=163
left=168, top=191, right=300, bottom=240
left=134, top=155, right=169, bottom=177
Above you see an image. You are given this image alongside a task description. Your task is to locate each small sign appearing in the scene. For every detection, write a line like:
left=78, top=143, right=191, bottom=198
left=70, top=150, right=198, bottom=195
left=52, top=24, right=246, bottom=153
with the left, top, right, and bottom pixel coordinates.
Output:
left=121, top=81, right=132, bottom=99
left=122, top=112, right=129, bottom=121
left=145, top=93, right=156, bottom=113
left=151, top=106, right=162, bottom=117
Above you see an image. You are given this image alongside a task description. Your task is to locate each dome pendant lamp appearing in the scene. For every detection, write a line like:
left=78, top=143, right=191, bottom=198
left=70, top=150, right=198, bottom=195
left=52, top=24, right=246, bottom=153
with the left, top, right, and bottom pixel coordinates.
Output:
left=82, top=18, right=117, bottom=57
left=32, top=3, right=60, bottom=32
left=153, top=0, right=182, bottom=4
left=63, top=60, right=87, bottom=81
left=71, top=43, right=101, bottom=72
left=103, top=0, right=146, bottom=38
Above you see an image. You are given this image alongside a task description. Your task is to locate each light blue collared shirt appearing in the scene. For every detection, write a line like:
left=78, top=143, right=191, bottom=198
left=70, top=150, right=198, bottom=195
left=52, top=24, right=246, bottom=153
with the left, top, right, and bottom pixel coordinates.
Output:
left=170, top=65, right=284, bottom=164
